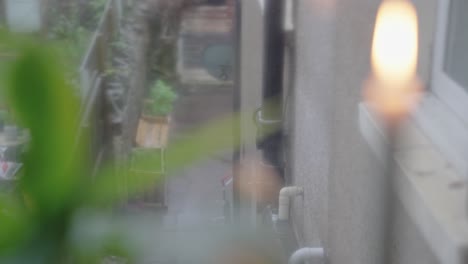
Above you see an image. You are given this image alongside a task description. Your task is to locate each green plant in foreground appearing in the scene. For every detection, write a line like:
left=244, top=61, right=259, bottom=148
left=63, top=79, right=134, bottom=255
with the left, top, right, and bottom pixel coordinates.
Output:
left=145, top=80, right=177, bottom=116
left=0, top=32, right=280, bottom=264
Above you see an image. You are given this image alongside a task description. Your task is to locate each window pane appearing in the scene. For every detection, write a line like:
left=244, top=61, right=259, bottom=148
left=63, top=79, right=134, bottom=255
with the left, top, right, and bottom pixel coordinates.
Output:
left=444, top=0, right=468, bottom=89
left=5, top=0, right=42, bottom=32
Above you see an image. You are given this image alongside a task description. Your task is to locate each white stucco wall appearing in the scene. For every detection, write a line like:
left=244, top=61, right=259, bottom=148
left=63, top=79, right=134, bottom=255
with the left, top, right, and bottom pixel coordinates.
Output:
left=238, top=0, right=264, bottom=224
left=288, top=0, right=335, bottom=248
left=289, top=0, right=440, bottom=263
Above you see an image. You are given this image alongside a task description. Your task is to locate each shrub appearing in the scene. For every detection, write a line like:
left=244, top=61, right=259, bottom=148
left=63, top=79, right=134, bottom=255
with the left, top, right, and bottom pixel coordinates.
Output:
left=145, top=80, right=177, bottom=116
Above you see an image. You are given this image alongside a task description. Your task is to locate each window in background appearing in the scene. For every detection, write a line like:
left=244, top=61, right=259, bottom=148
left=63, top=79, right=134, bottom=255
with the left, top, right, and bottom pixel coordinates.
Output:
left=5, top=0, right=42, bottom=32
left=433, top=0, right=468, bottom=123
left=444, top=0, right=468, bottom=90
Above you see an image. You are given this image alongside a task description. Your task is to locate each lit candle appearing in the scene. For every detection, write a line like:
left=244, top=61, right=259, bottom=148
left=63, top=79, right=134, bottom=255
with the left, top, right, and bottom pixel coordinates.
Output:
left=363, top=1, right=422, bottom=263
left=365, top=0, right=422, bottom=122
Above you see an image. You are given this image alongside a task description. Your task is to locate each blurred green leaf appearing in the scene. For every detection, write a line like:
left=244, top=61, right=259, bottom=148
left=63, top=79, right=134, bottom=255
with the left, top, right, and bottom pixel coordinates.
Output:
left=0, top=32, right=87, bottom=263
left=6, top=41, right=85, bottom=215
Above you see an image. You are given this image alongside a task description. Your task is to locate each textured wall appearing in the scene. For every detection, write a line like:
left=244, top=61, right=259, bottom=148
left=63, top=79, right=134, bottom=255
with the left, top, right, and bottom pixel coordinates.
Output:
left=288, top=0, right=335, bottom=248
left=237, top=0, right=265, bottom=223
left=239, top=0, right=263, bottom=153
left=289, top=0, right=439, bottom=263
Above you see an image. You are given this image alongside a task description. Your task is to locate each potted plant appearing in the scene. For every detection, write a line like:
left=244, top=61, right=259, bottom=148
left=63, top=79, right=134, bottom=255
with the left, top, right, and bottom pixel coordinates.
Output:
left=142, top=79, right=177, bottom=124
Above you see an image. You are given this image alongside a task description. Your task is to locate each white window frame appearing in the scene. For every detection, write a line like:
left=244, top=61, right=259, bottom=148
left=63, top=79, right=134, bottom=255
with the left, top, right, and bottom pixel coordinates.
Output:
left=414, top=0, right=468, bottom=178
left=432, top=0, right=468, bottom=124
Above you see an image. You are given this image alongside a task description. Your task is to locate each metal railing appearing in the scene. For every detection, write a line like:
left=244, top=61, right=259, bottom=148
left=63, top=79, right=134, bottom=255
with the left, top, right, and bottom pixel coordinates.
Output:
left=78, top=0, right=120, bottom=176
left=79, top=0, right=119, bottom=97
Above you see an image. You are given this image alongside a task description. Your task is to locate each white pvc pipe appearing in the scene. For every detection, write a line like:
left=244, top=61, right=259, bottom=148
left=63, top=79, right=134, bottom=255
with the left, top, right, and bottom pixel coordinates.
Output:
left=289, top=247, right=324, bottom=264
left=278, top=186, right=303, bottom=221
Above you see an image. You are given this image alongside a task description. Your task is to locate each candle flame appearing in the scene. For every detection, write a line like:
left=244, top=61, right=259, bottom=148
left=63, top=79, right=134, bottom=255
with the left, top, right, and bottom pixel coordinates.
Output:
left=372, top=0, right=418, bottom=85
left=366, top=0, right=421, bottom=119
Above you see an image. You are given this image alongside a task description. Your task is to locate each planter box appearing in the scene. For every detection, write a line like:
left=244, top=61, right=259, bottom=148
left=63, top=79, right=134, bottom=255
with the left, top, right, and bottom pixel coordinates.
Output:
left=135, top=117, right=169, bottom=148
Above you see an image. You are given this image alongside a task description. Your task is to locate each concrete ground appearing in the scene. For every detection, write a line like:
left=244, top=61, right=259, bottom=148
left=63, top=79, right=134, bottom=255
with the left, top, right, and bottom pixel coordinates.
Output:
left=137, top=84, right=234, bottom=264
left=166, top=84, right=234, bottom=226
left=164, top=156, right=230, bottom=228
left=129, top=6, right=236, bottom=261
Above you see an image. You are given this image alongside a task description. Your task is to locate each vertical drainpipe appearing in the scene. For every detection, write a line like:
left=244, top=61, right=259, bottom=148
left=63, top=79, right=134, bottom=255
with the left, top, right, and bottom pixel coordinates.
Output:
left=232, top=0, right=242, bottom=223
left=258, top=0, right=285, bottom=176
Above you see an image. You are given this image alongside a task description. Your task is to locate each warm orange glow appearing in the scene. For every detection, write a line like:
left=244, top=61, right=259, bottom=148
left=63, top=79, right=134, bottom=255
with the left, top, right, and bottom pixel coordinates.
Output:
left=372, top=0, right=418, bottom=85
left=364, top=78, right=422, bottom=120
left=366, top=0, right=421, bottom=118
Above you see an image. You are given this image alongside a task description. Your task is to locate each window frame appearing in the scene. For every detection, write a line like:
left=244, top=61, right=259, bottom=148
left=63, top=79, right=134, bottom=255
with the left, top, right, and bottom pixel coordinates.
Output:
left=412, top=0, right=468, bottom=178
left=432, top=0, right=468, bottom=124
left=359, top=1, right=468, bottom=260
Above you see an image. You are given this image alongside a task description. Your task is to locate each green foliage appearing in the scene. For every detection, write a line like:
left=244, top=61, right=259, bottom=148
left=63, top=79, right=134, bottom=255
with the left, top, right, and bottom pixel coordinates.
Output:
left=128, top=149, right=165, bottom=193
left=145, top=80, right=178, bottom=116
left=0, top=34, right=86, bottom=263
left=151, top=42, right=177, bottom=81
left=48, top=1, right=80, bottom=40
left=89, top=0, right=109, bottom=27
left=47, top=0, right=108, bottom=86
left=48, top=13, right=89, bottom=86
left=110, top=39, right=128, bottom=52
left=131, top=149, right=164, bottom=172
left=53, top=27, right=91, bottom=85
